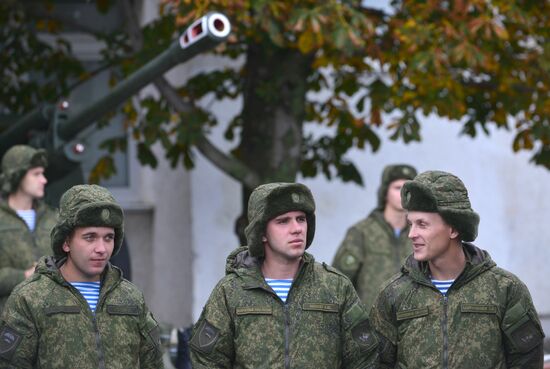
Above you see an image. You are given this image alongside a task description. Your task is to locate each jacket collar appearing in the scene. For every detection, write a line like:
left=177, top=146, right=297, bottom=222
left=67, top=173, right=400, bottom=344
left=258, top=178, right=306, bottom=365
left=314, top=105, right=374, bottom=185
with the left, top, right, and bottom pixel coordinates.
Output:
left=402, top=242, right=496, bottom=288
left=225, top=246, right=314, bottom=289
left=36, top=255, right=122, bottom=290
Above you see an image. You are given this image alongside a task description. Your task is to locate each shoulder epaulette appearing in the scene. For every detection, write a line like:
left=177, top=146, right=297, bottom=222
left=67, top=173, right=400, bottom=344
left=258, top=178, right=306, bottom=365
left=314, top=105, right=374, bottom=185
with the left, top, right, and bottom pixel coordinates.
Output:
left=379, top=270, right=407, bottom=291
left=322, top=262, right=347, bottom=277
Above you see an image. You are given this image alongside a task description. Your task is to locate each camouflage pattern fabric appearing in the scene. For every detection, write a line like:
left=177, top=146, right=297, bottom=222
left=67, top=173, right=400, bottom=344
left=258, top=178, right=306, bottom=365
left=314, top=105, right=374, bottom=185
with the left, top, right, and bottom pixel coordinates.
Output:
left=401, top=170, right=480, bottom=242
left=0, top=256, right=163, bottom=369
left=190, top=247, right=379, bottom=369
left=245, top=182, right=316, bottom=257
left=370, top=243, right=544, bottom=369
left=332, top=210, right=411, bottom=312
left=0, top=199, right=57, bottom=313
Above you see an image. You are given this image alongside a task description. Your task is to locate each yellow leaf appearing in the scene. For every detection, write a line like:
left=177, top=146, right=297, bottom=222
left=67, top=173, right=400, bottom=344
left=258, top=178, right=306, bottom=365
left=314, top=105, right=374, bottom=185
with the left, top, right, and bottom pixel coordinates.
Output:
left=176, top=11, right=197, bottom=27
left=36, top=20, right=46, bottom=31
left=298, top=31, right=315, bottom=54
left=493, top=109, right=507, bottom=126
left=513, top=130, right=533, bottom=151
left=492, top=23, right=509, bottom=40
left=404, top=19, right=416, bottom=29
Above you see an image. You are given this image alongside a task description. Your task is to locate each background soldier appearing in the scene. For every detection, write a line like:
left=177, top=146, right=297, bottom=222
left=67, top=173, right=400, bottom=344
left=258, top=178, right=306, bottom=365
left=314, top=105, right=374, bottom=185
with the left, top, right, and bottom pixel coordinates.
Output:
left=0, top=145, right=57, bottom=313
left=0, top=184, right=163, bottom=369
left=370, top=170, right=544, bottom=369
left=190, top=182, right=378, bottom=369
left=332, top=164, right=416, bottom=310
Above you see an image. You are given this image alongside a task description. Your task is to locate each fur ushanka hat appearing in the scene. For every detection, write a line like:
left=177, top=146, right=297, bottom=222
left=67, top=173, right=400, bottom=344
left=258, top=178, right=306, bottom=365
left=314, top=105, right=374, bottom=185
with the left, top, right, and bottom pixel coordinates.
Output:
left=401, top=170, right=480, bottom=242
left=376, top=164, right=417, bottom=210
left=51, top=184, right=124, bottom=257
left=245, top=182, right=315, bottom=257
left=0, top=145, right=48, bottom=195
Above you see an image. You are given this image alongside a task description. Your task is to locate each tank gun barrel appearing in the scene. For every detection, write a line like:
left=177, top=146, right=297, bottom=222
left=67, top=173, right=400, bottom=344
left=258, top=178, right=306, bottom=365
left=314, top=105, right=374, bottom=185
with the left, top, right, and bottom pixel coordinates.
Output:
left=57, top=12, right=231, bottom=142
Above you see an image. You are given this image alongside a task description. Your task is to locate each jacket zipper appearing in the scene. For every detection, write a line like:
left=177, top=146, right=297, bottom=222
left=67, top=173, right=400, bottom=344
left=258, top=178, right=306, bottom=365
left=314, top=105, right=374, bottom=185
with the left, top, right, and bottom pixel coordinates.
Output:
left=94, top=276, right=120, bottom=369
left=70, top=283, right=107, bottom=369
left=65, top=274, right=119, bottom=369
left=277, top=261, right=308, bottom=369
left=442, top=295, right=449, bottom=369
left=284, top=304, right=290, bottom=369
left=92, top=315, right=106, bottom=369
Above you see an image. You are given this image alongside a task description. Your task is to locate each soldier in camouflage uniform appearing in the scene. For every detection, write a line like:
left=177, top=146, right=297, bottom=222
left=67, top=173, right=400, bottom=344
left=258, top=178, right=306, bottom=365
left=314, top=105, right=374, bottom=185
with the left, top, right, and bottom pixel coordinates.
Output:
left=0, top=145, right=57, bottom=313
left=370, top=170, right=544, bottom=369
left=332, top=164, right=417, bottom=311
left=190, top=182, right=378, bottom=369
left=0, top=184, right=163, bottom=369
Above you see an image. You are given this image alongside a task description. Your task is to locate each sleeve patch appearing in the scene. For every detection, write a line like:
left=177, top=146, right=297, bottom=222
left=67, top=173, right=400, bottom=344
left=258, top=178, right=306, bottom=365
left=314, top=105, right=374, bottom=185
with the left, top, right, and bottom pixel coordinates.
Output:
left=351, top=320, right=378, bottom=352
left=190, top=319, right=220, bottom=354
left=510, top=319, right=543, bottom=353
left=341, top=253, right=359, bottom=268
left=0, top=325, right=22, bottom=361
left=148, top=325, right=161, bottom=348
left=332, top=252, right=360, bottom=274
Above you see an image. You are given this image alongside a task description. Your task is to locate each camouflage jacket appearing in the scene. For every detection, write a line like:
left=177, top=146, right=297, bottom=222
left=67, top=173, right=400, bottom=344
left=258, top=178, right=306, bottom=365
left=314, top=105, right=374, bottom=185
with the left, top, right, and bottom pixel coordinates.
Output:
left=332, top=210, right=411, bottom=311
left=370, top=243, right=544, bottom=369
left=0, top=199, right=57, bottom=313
left=0, top=256, right=163, bottom=369
left=190, top=247, right=378, bottom=369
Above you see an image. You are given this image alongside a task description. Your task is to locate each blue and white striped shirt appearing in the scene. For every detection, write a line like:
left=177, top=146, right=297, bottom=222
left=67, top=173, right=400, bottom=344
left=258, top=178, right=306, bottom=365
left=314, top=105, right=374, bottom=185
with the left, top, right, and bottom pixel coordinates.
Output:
left=431, top=279, right=455, bottom=296
left=16, top=209, right=36, bottom=231
left=265, top=278, right=293, bottom=303
left=71, top=282, right=101, bottom=313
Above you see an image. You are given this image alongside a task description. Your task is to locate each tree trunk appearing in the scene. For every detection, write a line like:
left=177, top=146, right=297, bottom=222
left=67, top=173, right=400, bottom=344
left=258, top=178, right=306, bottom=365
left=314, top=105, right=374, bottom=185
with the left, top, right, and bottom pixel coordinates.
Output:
left=234, top=41, right=313, bottom=244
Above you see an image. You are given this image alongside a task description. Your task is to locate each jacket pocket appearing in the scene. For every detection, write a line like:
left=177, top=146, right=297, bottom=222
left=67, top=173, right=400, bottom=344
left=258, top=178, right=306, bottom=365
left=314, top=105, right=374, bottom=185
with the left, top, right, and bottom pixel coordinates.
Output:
left=302, top=303, right=339, bottom=313
left=0, top=225, right=20, bottom=232
left=396, top=306, right=429, bottom=321
left=455, top=302, right=503, bottom=367
left=461, top=303, right=498, bottom=314
left=106, top=304, right=140, bottom=316
left=44, top=305, right=81, bottom=316
left=235, top=306, right=273, bottom=316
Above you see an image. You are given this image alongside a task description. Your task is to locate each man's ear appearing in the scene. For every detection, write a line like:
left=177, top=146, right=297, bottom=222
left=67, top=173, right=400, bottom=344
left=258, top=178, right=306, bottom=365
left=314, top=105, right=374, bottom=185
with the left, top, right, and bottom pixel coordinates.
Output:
left=262, top=236, right=267, bottom=242
left=449, top=227, right=460, bottom=240
left=62, top=240, right=70, bottom=253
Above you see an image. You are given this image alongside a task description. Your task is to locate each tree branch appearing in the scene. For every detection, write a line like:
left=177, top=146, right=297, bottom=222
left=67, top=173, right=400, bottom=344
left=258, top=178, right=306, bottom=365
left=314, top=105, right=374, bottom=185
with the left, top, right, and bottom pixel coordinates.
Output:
left=120, top=0, right=260, bottom=188
left=25, top=7, right=109, bottom=39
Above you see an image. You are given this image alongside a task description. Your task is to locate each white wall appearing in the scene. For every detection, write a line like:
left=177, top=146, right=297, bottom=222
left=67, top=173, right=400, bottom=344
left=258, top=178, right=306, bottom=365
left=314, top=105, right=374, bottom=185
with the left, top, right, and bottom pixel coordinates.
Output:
left=191, top=113, right=550, bottom=319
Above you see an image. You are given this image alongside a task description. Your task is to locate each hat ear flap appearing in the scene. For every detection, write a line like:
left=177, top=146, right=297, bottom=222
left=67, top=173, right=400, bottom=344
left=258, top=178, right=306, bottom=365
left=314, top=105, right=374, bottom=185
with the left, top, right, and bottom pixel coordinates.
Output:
left=401, top=182, right=438, bottom=212
left=440, top=210, right=479, bottom=242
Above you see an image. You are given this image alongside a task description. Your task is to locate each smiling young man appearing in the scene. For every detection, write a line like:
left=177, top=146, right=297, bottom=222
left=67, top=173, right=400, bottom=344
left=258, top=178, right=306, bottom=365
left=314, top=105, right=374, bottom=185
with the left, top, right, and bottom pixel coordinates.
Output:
left=369, top=170, right=544, bottom=369
left=332, top=164, right=417, bottom=311
left=190, top=182, right=378, bottom=369
left=0, top=145, right=57, bottom=313
left=0, top=184, right=163, bottom=369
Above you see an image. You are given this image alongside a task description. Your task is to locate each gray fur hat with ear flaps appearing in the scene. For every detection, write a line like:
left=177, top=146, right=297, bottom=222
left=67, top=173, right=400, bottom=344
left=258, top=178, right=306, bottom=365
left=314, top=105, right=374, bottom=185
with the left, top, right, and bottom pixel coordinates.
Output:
left=0, top=145, right=48, bottom=195
left=51, top=184, right=124, bottom=258
left=245, top=182, right=316, bottom=257
left=376, top=164, right=417, bottom=210
left=401, top=170, right=480, bottom=242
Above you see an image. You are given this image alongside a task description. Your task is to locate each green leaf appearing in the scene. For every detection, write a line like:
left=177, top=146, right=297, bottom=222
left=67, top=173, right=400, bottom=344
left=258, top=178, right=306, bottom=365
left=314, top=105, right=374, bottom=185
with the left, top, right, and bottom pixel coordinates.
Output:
left=137, top=143, right=158, bottom=168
